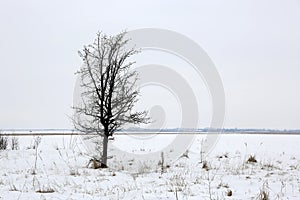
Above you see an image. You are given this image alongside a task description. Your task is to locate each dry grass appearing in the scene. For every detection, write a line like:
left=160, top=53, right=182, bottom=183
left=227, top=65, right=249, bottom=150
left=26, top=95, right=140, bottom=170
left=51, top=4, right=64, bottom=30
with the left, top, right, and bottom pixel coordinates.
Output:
left=0, top=135, right=8, bottom=150
left=247, top=155, right=257, bottom=163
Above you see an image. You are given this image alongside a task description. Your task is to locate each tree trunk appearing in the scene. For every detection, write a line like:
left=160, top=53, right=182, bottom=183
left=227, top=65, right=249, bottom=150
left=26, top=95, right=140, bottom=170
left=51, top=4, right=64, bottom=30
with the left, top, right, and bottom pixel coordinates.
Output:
left=101, top=127, right=109, bottom=168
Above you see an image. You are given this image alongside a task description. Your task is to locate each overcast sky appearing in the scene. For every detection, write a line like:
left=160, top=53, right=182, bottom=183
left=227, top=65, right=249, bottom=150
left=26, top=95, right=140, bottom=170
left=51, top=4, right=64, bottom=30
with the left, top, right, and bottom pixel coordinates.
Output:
left=0, top=0, right=299, bottom=130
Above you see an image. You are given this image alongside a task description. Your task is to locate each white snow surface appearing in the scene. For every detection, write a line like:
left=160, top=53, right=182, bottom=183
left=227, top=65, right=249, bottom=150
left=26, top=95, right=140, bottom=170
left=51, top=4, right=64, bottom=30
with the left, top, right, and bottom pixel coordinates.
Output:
left=0, top=133, right=300, bottom=199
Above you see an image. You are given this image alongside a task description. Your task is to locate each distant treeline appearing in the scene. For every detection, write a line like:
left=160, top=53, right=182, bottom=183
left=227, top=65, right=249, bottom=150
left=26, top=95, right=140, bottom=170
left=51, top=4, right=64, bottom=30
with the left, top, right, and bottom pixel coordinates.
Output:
left=1, top=128, right=299, bottom=134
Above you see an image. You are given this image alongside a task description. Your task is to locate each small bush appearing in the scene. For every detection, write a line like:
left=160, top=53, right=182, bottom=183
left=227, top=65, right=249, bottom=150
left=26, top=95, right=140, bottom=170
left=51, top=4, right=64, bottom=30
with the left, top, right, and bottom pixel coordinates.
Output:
left=247, top=155, right=257, bottom=163
left=257, top=181, right=269, bottom=200
left=11, top=137, right=19, bottom=150
left=137, top=161, right=152, bottom=174
left=257, top=190, right=269, bottom=200
left=0, top=134, right=8, bottom=150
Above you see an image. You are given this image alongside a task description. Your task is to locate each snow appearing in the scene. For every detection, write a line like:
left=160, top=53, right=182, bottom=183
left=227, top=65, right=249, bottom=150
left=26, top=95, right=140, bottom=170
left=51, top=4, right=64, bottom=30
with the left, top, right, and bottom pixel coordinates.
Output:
left=0, top=134, right=300, bottom=199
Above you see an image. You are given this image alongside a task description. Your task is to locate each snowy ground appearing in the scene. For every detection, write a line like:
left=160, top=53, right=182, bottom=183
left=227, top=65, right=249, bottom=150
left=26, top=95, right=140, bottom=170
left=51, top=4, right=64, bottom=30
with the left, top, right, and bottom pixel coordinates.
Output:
left=0, top=133, right=300, bottom=199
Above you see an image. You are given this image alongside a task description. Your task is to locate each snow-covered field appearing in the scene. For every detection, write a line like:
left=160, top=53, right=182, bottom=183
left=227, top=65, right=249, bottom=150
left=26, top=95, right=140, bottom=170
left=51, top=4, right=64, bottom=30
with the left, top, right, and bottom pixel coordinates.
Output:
left=0, top=133, right=300, bottom=199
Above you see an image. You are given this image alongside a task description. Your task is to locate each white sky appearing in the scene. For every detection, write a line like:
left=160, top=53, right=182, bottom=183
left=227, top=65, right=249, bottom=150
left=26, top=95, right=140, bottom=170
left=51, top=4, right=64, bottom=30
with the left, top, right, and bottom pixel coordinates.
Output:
left=0, top=0, right=299, bottom=129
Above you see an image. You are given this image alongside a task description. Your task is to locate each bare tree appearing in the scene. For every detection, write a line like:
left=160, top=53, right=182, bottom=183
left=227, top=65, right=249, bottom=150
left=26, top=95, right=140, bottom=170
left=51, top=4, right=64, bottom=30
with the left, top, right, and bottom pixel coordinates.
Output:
left=73, top=31, right=148, bottom=167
